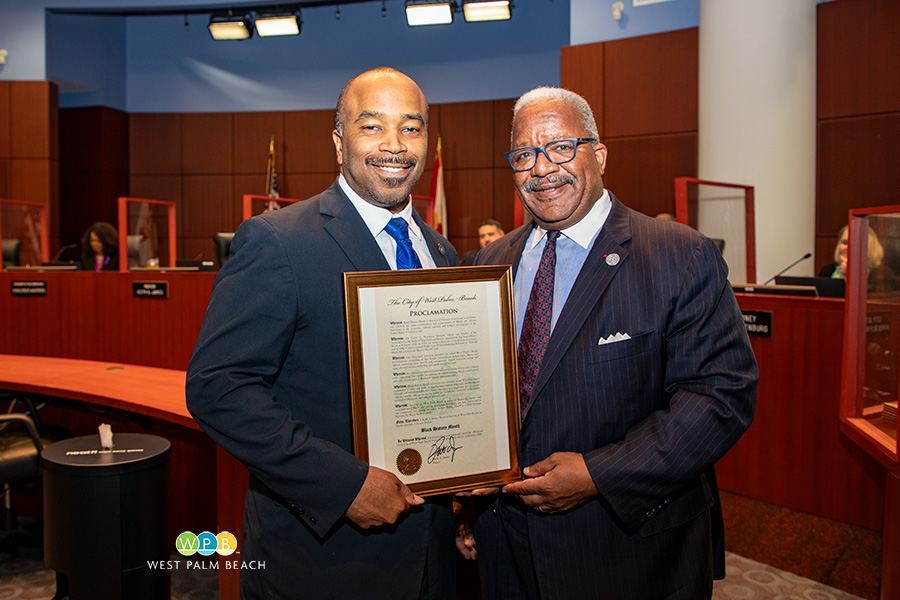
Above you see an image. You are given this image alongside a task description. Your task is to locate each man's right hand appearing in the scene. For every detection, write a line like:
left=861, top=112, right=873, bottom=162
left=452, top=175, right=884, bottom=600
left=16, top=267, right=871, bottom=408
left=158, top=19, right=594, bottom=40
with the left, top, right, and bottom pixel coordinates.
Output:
left=345, top=466, right=423, bottom=528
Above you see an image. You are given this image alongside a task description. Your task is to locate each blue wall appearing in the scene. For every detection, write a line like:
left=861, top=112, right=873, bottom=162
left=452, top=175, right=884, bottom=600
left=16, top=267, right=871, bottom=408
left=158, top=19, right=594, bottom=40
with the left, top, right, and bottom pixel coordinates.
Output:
left=571, top=0, right=699, bottom=46
left=0, top=0, right=842, bottom=113
left=46, top=12, right=126, bottom=109
left=118, top=1, right=568, bottom=113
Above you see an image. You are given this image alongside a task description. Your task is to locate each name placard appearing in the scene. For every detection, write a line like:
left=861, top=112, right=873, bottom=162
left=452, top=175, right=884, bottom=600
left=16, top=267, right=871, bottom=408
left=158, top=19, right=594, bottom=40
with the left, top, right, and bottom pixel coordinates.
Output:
left=866, top=312, right=891, bottom=339
left=10, top=280, right=47, bottom=296
left=133, top=281, right=169, bottom=298
left=741, top=310, right=772, bottom=338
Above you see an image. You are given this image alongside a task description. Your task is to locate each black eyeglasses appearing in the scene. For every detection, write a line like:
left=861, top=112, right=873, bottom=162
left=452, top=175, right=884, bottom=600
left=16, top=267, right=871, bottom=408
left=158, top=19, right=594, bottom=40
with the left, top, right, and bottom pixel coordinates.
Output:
left=504, top=138, right=596, bottom=172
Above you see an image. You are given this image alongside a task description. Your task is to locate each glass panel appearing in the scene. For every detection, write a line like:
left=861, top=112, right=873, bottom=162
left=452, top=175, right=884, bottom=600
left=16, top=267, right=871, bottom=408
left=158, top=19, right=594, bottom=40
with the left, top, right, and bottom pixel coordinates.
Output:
left=863, top=213, right=900, bottom=441
left=125, top=201, right=170, bottom=269
left=687, top=182, right=748, bottom=282
left=1, top=202, right=43, bottom=267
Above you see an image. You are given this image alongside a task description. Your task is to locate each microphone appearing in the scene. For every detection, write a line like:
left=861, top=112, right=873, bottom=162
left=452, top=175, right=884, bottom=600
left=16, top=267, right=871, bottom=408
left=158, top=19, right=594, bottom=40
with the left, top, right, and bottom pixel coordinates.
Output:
left=191, top=251, right=206, bottom=261
left=763, top=252, right=812, bottom=284
left=50, top=244, right=78, bottom=262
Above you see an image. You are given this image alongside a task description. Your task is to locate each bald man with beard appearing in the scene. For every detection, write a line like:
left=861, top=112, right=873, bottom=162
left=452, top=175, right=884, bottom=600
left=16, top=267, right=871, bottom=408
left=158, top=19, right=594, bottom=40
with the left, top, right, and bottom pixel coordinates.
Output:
left=187, top=68, right=459, bottom=600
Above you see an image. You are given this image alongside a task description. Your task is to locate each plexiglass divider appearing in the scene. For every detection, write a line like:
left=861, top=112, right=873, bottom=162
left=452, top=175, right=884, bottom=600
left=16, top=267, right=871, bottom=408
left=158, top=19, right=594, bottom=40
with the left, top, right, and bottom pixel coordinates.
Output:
left=117, top=197, right=177, bottom=272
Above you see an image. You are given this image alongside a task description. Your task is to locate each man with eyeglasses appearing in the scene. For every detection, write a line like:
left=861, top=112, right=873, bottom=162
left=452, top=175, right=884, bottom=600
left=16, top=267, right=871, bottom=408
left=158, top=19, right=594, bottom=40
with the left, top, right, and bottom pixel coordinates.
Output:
left=465, top=87, right=758, bottom=599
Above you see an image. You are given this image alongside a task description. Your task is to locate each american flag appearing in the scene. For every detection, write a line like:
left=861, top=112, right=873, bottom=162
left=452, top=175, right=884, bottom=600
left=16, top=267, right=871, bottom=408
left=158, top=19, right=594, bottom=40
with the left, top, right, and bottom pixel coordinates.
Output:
left=265, top=136, right=281, bottom=212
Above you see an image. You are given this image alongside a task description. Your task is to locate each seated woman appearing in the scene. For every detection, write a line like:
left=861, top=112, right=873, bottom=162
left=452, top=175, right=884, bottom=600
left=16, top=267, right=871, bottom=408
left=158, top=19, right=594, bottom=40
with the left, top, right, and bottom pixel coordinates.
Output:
left=80, top=222, right=119, bottom=272
left=820, top=224, right=897, bottom=292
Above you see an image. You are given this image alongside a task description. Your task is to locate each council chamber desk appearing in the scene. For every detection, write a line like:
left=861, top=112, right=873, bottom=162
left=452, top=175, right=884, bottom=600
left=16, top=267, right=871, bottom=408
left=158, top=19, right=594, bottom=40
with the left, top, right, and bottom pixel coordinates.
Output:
left=720, top=292, right=885, bottom=532
left=1, top=270, right=889, bottom=599
left=0, top=269, right=245, bottom=600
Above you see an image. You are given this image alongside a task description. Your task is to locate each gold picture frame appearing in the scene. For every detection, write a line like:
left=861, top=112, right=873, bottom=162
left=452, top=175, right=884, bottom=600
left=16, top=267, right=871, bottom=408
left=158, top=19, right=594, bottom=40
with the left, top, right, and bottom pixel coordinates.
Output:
left=344, top=265, right=522, bottom=496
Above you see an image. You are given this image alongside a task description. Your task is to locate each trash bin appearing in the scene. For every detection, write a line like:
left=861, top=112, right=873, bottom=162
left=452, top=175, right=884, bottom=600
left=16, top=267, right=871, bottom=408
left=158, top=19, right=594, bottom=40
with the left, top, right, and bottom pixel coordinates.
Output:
left=42, top=433, right=170, bottom=600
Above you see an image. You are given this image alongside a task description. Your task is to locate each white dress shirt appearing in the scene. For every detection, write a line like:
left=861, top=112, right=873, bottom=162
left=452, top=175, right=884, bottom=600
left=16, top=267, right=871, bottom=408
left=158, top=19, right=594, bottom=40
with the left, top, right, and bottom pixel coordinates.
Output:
left=339, top=175, right=436, bottom=269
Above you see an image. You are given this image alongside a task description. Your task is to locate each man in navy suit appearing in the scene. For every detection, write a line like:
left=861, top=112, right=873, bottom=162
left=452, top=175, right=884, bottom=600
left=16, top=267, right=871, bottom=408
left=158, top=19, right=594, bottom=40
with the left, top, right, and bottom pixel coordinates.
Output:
left=186, top=68, right=458, bottom=599
left=468, top=87, right=758, bottom=599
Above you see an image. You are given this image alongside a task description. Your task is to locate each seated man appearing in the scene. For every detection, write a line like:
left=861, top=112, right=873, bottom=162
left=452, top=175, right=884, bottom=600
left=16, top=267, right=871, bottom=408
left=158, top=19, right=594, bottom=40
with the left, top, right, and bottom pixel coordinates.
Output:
left=461, top=219, right=505, bottom=265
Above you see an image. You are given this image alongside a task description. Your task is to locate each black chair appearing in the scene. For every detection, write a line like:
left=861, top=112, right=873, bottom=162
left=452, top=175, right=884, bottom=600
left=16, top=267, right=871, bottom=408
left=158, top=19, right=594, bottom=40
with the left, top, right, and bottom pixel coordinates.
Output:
left=2, top=239, right=21, bottom=268
left=0, top=393, right=70, bottom=552
left=213, top=232, right=235, bottom=269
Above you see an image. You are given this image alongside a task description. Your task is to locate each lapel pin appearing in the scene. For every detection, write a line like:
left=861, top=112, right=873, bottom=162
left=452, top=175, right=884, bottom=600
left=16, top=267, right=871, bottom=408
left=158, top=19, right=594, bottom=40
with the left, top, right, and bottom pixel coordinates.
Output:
left=605, top=253, right=620, bottom=266
left=437, top=242, right=445, bottom=256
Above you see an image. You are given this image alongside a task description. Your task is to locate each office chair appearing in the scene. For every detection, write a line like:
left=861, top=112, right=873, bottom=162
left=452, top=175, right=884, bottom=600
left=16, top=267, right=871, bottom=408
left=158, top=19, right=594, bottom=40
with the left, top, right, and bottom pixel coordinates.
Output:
left=213, top=233, right=235, bottom=269
left=711, top=238, right=726, bottom=255
left=0, top=393, right=70, bottom=552
left=2, top=239, right=21, bottom=268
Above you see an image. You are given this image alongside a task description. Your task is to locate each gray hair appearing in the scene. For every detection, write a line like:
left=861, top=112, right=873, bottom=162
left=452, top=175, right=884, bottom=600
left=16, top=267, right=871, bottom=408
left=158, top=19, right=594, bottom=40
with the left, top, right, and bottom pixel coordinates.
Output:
left=511, top=87, right=599, bottom=145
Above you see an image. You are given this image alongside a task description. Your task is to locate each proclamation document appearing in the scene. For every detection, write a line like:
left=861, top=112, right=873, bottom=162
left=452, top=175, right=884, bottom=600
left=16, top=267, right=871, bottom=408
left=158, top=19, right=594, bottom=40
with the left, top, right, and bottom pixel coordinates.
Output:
left=345, top=266, right=521, bottom=495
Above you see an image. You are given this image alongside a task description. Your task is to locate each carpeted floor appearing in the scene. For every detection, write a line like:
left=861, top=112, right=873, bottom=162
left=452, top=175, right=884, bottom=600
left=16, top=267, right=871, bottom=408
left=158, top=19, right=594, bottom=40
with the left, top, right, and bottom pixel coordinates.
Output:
left=0, top=491, right=883, bottom=599
left=720, top=491, right=882, bottom=600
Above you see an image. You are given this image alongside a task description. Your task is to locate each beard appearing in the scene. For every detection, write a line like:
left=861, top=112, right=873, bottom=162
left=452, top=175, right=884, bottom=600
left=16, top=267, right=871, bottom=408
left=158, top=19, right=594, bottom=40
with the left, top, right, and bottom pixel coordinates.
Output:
left=358, top=155, right=420, bottom=208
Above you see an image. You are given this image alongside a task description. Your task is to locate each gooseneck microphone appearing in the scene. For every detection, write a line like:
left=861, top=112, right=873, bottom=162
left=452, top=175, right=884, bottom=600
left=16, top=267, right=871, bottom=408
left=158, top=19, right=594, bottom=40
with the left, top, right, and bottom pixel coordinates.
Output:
left=50, top=244, right=78, bottom=262
left=763, top=252, right=812, bottom=284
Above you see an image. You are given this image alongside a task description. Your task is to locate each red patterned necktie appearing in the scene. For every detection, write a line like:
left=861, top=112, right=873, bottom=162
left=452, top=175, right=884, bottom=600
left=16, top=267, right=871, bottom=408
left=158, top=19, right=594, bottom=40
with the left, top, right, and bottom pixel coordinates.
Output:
left=517, top=229, right=560, bottom=419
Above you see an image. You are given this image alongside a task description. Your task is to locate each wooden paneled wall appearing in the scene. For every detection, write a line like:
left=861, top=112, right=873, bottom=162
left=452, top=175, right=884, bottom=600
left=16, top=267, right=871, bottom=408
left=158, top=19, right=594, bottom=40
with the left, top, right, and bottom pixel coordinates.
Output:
left=815, top=0, right=900, bottom=274
left=58, top=106, right=129, bottom=255
left=561, top=28, right=699, bottom=221
left=59, top=101, right=516, bottom=262
left=0, top=81, right=59, bottom=239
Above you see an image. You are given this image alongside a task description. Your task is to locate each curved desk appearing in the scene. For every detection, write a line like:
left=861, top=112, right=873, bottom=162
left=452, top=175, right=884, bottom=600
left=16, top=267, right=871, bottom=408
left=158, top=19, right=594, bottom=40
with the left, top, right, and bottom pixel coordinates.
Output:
left=0, top=355, right=195, bottom=429
left=0, top=354, right=244, bottom=600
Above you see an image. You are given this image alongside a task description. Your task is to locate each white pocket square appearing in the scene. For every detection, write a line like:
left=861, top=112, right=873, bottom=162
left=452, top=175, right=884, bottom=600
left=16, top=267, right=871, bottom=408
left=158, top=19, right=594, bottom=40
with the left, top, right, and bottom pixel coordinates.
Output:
left=598, top=332, right=631, bottom=345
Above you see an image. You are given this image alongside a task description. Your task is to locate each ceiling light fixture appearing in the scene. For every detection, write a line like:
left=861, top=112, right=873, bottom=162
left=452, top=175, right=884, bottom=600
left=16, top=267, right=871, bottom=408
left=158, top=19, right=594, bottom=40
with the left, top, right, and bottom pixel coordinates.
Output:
left=405, top=1, right=454, bottom=26
left=208, top=12, right=253, bottom=40
left=462, top=0, right=510, bottom=22
left=256, top=10, right=302, bottom=36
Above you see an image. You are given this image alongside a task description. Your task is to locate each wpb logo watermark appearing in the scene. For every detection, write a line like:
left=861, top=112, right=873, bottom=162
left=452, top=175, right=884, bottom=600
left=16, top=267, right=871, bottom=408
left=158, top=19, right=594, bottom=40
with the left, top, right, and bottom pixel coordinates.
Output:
left=146, top=531, right=265, bottom=571
left=176, top=531, right=237, bottom=556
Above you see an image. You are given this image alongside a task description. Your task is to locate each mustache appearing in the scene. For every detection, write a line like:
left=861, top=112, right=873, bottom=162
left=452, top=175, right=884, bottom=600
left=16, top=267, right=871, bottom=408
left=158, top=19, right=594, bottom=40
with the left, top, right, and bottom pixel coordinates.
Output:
left=522, top=174, right=576, bottom=193
left=365, top=155, right=417, bottom=169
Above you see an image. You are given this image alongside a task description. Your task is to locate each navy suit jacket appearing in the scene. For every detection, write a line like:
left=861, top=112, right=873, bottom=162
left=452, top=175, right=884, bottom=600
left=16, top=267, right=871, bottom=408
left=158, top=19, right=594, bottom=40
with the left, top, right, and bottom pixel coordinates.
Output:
left=473, top=195, right=757, bottom=600
left=186, top=181, right=459, bottom=599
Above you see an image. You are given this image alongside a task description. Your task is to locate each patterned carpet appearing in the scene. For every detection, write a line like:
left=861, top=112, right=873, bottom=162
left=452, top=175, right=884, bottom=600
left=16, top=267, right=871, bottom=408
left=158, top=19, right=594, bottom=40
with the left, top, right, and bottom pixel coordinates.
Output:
left=714, top=553, right=866, bottom=600
left=0, top=547, right=867, bottom=600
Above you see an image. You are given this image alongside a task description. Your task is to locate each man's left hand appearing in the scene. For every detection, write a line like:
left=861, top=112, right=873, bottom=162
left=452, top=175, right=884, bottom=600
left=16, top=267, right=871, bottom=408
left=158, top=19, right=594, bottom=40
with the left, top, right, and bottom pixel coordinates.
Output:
left=502, top=452, right=597, bottom=514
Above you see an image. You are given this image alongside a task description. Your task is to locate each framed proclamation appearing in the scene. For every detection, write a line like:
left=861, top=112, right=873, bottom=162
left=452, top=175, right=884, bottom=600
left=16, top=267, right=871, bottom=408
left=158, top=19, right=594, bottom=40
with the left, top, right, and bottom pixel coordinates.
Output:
left=344, top=265, right=522, bottom=496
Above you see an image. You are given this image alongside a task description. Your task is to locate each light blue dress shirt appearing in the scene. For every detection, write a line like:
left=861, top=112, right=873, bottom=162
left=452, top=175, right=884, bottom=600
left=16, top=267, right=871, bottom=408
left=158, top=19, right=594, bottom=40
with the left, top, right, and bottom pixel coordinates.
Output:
left=514, top=190, right=612, bottom=339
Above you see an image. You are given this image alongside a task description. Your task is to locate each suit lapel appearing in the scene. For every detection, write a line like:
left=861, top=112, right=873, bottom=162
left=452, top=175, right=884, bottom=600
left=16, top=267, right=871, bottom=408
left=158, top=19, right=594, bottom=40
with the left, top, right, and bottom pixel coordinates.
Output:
left=489, top=225, right=532, bottom=275
left=320, top=182, right=391, bottom=272
left=523, top=195, right=633, bottom=418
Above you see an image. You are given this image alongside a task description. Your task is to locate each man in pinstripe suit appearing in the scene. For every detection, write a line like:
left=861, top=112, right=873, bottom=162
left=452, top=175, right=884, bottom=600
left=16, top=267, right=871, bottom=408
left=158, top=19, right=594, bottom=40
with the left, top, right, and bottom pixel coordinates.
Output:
left=468, top=87, right=758, bottom=599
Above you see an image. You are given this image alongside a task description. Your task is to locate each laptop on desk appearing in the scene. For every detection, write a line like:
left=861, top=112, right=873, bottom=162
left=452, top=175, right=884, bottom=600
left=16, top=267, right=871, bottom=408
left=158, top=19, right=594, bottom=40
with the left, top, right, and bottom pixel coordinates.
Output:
left=775, top=276, right=845, bottom=298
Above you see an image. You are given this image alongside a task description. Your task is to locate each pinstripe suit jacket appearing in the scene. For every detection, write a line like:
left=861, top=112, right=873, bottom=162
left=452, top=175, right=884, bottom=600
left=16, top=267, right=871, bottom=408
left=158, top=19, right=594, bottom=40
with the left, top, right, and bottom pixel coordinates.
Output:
left=186, top=181, right=458, bottom=599
left=474, top=194, right=757, bottom=599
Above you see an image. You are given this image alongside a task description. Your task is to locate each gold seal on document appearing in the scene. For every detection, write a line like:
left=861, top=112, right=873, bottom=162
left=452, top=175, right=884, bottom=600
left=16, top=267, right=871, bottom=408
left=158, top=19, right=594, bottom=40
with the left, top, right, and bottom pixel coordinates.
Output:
left=396, top=448, right=422, bottom=476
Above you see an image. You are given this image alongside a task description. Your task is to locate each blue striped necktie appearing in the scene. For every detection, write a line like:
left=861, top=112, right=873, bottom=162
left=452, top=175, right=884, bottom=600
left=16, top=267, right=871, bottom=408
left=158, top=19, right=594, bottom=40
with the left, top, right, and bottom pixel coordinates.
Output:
left=384, top=218, right=423, bottom=270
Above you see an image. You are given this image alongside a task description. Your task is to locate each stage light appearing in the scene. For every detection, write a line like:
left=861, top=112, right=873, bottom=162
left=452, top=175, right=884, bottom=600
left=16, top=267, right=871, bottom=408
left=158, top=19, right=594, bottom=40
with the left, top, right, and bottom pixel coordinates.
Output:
left=462, top=0, right=510, bottom=22
left=405, top=1, right=453, bottom=26
left=208, top=13, right=253, bottom=40
left=256, top=11, right=301, bottom=37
